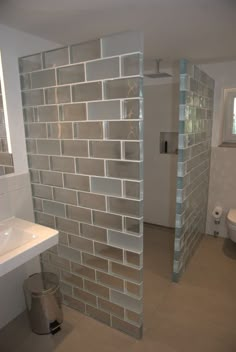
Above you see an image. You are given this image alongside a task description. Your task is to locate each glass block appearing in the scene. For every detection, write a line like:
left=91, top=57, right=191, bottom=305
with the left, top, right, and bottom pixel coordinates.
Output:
left=31, top=69, right=56, bottom=88
left=60, top=103, right=86, bottom=121
left=104, top=78, right=142, bottom=99
left=101, top=32, right=143, bottom=57
left=68, top=235, right=93, bottom=254
left=35, top=211, right=55, bottom=228
left=37, top=140, right=60, bottom=155
left=56, top=217, right=79, bottom=235
left=107, top=160, right=141, bottom=180
left=33, top=197, right=43, bottom=211
left=124, top=181, right=142, bottom=199
left=29, top=169, right=40, bottom=183
left=107, top=121, right=140, bottom=140
left=50, top=156, right=75, bottom=173
left=47, top=122, right=73, bottom=139
left=80, top=223, right=107, bottom=243
left=63, top=173, right=90, bottom=191
left=71, top=263, right=95, bottom=282
left=76, top=158, right=105, bottom=176
left=97, top=274, right=124, bottom=293
left=37, top=105, right=58, bottom=122
left=58, top=245, right=81, bottom=264
left=111, top=290, right=142, bottom=314
left=40, top=170, right=63, bottom=187
left=43, top=200, right=65, bottom=217
left=31, top=184, right=52, bottom=200
left=74, top=121, right=103, bottom=139
left=45, top=86, right=71, bottom=104
left=72, top=82, right=102, bottom=102
left=124, top=99, right=142, bottom=119
left=61, top=140, right=88, bottom=157
left=89, top=141, right=121, bottom=159
left=122, top=54, right=142, bottom=76
left=93, top=211, right=122, bottom=231
left=26, top=139, right=37, bottom=154
left=57, top=64, right=85, bottom=84
left=53, top=187, right=77, bottom=205
left=91, top=177, right=121, bottom=196
left=44, top=47, right=69, bottom=68
left=20, top=74, right=31, bottom=90
left=25, top=123, right=47, bottom=138
left=78, top=192, right=106, bottom=211
left=124, top=142, right=141, bottom=160
left=19, top=54, right=42, bottom=73
left=108, top=197, right=140, bottom=217
left=22, top=90, right=44, bottom=106
left=125, top=217, right=142, bottom=235
left=86, top=57, right=119, bottom=81
left=87, top=100, right=120, bottom=120
left=82, top=253, right=108, bottom=272
left=111, top=262, right=142, bottom=284
left=28, top=154, right=49, bottom=170
left=94, top=243, right=123, bottom=261
left=71, top=40, right=101, bottom=63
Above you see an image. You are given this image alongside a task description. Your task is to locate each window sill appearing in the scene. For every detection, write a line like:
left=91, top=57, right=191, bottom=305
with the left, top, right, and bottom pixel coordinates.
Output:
left=219, top=142, right=236, bottom=148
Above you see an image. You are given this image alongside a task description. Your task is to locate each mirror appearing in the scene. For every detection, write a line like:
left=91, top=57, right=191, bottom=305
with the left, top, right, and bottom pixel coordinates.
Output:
left=0, top=73, right=14, bottom=176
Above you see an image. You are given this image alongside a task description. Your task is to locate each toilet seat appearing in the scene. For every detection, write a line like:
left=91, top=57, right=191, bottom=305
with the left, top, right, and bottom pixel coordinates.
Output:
left=227, top=209, right=236, bottom=225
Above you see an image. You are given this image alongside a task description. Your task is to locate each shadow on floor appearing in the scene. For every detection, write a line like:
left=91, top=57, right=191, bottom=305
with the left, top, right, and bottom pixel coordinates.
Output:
left=222, top=238, right=236, bottom=260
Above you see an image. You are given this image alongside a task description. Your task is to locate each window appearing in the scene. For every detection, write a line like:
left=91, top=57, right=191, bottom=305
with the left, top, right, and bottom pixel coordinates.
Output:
left=223, top=88, right=236, bottom=143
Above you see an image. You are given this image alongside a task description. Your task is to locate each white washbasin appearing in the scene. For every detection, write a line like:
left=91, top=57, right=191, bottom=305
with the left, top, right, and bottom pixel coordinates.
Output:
left=0, top=217, right=58, bottom=277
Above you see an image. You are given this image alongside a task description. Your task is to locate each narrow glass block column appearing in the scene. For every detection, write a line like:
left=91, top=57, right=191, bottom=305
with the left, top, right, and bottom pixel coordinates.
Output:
left=173, top=59, right=214, bottom=282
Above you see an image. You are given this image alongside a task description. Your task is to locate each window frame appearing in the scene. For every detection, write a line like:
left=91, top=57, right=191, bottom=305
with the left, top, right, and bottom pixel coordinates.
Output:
left=223, top=88, right=236, bottom=143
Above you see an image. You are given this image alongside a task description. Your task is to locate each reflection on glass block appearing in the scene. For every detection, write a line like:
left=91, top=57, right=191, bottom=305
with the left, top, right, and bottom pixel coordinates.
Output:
left=122, top=54, right=142, bottom=77
left=44, top=47, right=69, bottom=68
left=86, top=57, right=119, bottom=81
left=104, top=78, right=142, bottom=99
left=71, top=40, right=101, bottom=63
left=19, top=54, right=42, bottom=73
left=123, top=99, right=142, bottom=119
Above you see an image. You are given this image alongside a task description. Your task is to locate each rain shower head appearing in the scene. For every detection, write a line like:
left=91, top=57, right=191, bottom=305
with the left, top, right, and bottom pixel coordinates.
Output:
left=144, top=59, right=172, bottom=78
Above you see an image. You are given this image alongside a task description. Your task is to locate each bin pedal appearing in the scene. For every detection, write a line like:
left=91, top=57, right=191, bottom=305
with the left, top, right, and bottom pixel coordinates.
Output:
left=49, top=320, right=61, bottom=335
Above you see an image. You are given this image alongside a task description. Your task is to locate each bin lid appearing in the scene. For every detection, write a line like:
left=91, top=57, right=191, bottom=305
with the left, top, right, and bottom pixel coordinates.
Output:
left=24, top=272, right=59, bottom=296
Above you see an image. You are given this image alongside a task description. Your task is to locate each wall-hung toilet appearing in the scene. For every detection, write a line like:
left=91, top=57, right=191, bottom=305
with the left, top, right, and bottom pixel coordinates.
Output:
left=226, top=209, right=236, bottom=242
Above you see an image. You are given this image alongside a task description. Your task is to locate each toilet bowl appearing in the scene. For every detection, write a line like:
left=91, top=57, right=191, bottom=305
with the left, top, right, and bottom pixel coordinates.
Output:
left=226, top=209, right=236, bottom=242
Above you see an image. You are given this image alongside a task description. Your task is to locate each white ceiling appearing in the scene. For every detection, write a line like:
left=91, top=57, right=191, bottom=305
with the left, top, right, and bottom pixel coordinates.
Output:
left=0, top=0, right=236, bottom=67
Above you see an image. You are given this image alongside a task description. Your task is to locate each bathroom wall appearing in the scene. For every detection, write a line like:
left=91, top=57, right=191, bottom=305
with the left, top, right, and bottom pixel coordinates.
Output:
left=0, top=25, right=59, bottom=329
left=173, top=60, right=214, bottom=281
left=201, top=61, right=236, bottom=238
left=144, top=82, right=179, bottom=227
left=19, top=32, right=144, bottom=339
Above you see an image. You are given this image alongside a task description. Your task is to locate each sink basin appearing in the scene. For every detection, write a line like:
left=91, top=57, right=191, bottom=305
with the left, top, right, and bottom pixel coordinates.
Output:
left=0, top=217, right=58, bottom=277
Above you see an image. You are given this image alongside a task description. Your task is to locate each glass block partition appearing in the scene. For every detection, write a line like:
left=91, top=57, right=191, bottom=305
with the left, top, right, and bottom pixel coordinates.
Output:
left=173, top=59, right=214, bottom=282
left=19, top=32, right=144, bottom=339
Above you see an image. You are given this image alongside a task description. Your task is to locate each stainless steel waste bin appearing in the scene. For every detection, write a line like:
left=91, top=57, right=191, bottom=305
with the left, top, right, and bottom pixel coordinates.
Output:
left=24, top=272, right=63, bottom=335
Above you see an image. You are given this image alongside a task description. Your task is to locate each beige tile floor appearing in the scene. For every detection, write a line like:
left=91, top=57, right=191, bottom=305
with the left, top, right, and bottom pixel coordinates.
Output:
left=1, top=223, right=236, bottom=352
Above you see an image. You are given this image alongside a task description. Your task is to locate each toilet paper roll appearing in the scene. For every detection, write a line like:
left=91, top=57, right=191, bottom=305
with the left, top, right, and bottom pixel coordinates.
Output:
left=212, top=206, right=223, bottom=219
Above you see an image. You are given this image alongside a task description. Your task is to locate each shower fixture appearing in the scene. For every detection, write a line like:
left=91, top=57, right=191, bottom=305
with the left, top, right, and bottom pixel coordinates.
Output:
left=144, top=59, right=172, bottom=78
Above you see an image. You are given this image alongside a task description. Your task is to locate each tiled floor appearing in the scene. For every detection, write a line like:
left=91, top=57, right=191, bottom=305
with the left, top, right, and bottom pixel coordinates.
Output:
left=1, top=223, right=236, bottom=352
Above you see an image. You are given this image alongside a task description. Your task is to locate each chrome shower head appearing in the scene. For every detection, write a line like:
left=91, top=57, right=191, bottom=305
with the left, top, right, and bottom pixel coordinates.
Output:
left=144, top=59, right=172, bottom=78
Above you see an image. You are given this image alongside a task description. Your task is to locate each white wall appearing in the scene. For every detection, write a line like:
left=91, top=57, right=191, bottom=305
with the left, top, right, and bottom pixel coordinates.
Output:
left=144, top=81, right=179, bottom=228
left=201, top=61, right=236, bottom=238
left=0, top=25, right=59, bottom=329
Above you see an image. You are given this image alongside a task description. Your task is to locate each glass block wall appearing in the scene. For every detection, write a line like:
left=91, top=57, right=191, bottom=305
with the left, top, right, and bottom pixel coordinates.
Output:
left=173, top=59, right=214, bottom=282
left=0, top=80, right=14, bottom=175
left=19, top=32, right=144, bottom=339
